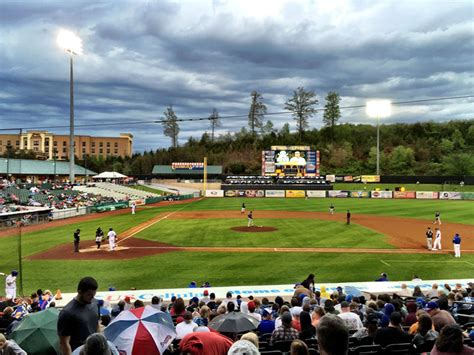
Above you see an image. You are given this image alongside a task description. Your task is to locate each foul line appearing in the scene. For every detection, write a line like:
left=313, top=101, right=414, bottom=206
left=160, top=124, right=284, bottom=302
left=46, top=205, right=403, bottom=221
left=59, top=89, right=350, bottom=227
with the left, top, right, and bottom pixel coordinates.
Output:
left=118, top=205, right=191, bottom=244
left=383, top=260, right=474, bottom=267
left=380, top=260, right=391, bottom=267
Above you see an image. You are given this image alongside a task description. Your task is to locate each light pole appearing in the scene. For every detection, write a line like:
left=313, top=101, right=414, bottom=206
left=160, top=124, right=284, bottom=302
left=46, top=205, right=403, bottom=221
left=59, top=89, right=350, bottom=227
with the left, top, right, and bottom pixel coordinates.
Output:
left=57, top=29, right=83, bottom=184
left=53, top=148, right=58, bottom=182
left=6, top=144, right=12, bottom=179
left=366, top=100, right=391, bottom=176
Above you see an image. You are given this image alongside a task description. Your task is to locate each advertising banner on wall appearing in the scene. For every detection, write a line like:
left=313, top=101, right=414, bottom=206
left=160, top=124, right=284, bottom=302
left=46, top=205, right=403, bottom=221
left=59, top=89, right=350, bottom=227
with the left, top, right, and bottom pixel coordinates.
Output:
left=416, top=191, right=439, bottom=199
left=205, top=190, right=224, bottom=197
left=439, top=192, right=462, bottom=200
left=265, top=190, right=285, bottom=198
left=326, top=175, right=336, bottom=183
left=286, top=190, right=306, bottom=198
left=393, top=191, right=416, bottom=199
left=350, top=191, right=370, bottom=198
left=462, top=192, right=474, bottom=200
left=244, top=190, right=265, bottom=198
left=224, top=190, right=237, bottom=197
left=344, top=176, right=354, bottom=182
left=371, top=191, right=393, bottom=199
left=306, top=190, right=327, bottom=198
left=328, top=190, right=350, bottom=198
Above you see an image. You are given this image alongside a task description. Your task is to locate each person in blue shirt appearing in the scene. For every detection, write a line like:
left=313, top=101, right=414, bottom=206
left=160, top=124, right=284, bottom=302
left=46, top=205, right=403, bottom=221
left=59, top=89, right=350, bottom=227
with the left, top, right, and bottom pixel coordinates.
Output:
left=257, top=309, right=275, bottom=334
left=453, top=233, right=461, bottom=258
left=375, top=273, right=388, bottom=282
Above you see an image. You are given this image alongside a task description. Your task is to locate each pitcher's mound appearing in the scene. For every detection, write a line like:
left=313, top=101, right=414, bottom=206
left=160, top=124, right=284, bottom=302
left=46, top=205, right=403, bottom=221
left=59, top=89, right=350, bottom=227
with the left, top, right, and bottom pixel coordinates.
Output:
left=231, top=226, right=278, bottom=233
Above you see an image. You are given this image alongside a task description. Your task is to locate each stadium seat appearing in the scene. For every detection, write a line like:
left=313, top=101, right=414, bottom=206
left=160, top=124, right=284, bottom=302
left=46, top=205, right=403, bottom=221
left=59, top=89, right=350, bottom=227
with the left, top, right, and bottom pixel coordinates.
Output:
left=260, top=351, right=283, bottom=355
left=383, top=343, right=413, bottom=354
left=273, top=340, right=293, bottom=352
left=349, top=344, right=381, bottom=355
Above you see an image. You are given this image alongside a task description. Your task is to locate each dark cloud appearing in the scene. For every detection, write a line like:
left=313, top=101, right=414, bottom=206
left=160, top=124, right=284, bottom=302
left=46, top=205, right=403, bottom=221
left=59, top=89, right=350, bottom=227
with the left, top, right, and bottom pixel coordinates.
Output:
left=0, top=1, right=473, bottom=151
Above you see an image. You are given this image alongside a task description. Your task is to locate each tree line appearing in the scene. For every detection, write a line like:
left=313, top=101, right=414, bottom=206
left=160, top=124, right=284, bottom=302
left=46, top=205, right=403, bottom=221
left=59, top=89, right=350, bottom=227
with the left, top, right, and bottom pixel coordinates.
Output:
left=3, top=88, right=473, bottom=176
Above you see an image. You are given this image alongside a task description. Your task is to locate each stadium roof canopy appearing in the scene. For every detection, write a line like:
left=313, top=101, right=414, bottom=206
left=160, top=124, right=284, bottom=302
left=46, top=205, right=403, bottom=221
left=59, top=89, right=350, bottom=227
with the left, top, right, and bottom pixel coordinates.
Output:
left=0, top=159, right=96, bottom=176
left=152, top=165, right=222, bottom=175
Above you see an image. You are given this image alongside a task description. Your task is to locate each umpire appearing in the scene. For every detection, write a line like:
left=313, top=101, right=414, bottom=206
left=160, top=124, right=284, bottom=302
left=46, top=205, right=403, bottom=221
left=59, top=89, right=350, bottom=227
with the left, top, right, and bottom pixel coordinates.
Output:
left=73, top=229, right=81, bottom=253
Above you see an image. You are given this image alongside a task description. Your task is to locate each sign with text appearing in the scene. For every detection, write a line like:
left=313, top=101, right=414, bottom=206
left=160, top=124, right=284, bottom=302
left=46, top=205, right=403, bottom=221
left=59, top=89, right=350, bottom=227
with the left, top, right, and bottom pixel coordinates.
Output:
left=416, top=191, right=439, bottom=199
left=371, top=191, right=393, bottom=199
left=285, top=190, right=306, bottom=198
left=172, top=162, right=204, bottom=170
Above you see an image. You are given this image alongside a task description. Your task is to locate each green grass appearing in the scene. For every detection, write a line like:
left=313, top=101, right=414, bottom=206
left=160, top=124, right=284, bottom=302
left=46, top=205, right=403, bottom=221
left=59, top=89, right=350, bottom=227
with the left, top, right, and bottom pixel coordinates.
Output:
left=1, top=197, right=473, bottom=293
left=129, top=185, right=167, bottom=195
left=16, top=251, right=474, bottom=293
left=184, top=198, right=474, bottom=225
left=135, top=218, right=392, bottom=248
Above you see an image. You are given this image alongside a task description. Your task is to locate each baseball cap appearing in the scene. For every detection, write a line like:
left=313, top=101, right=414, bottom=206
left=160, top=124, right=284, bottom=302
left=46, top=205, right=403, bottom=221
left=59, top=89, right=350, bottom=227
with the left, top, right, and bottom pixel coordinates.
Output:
left=203, top=290, right=209, bottom=296
left=281, top=312, right=292, bottom=325
left=340, top=301, right=350, bottom=308
left=424, top=301, right=439, bottom=311
left=247, top=301, right=256, bottom=312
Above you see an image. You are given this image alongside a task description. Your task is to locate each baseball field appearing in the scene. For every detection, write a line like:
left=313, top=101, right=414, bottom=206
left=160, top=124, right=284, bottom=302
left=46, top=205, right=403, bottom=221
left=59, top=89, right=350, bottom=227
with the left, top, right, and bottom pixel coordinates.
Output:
left=0, top=196, right=473, bottom=294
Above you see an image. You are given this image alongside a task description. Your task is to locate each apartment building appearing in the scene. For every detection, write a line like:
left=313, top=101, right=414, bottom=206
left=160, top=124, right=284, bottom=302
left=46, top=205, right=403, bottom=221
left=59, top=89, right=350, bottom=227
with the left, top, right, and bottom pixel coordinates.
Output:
left=0, top=131, right=133, bottom=160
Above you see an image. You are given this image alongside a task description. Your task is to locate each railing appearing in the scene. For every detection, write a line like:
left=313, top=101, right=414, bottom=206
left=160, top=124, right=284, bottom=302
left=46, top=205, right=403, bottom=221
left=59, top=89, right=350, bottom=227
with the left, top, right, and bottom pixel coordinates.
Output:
left=52, top=206, right=90, bottom=220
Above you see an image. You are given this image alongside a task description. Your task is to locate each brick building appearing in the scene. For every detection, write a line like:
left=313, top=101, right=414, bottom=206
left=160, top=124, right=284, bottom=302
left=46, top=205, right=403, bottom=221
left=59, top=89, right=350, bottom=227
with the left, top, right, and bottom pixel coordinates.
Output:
left=0, top=131, right=133, bottom=160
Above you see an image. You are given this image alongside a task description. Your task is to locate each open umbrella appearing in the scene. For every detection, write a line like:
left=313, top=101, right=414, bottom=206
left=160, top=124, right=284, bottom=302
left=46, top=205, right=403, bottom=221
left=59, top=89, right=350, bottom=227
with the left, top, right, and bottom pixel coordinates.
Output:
left=10, top=308, right=60, bottom=355
left=209, top=311, right=259, bottom=333
left=104, top=306, right=176, bottom=354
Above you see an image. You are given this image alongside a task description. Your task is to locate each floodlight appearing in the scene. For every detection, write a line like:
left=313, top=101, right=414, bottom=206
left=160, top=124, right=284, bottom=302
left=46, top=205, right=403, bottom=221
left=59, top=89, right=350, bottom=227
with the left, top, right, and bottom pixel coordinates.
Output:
left=366, top=100, right=391, bottom=118
left=57, top=29, right=83, bottom=55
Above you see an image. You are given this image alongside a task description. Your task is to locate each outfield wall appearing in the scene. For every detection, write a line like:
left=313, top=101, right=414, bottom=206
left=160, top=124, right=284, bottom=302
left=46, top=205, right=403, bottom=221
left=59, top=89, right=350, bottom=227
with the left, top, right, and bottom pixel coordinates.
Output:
left=217, top=189, right=474, bottom=200
left=55, top=279, right=472, bottom=307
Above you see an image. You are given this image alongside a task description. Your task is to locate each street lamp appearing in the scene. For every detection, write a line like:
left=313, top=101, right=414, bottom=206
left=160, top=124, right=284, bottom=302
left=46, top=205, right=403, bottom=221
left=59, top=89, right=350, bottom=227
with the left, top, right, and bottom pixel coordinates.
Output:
left=366, top=100, right=391, bottom=176
left=57, top=29, right=83, bottom=184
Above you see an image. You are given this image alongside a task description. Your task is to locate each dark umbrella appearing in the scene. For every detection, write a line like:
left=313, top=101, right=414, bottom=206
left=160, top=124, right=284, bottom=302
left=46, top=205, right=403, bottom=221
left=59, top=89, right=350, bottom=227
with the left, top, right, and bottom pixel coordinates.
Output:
left=10, top=308, right=60, bottom=355
left=209, top=311, right=259, bottom=333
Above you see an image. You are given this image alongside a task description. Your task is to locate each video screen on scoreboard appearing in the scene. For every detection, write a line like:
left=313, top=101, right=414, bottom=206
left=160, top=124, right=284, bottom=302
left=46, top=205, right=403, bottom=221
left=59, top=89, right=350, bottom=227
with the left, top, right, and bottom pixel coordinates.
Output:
left=262, top=146, right=318, bottom=177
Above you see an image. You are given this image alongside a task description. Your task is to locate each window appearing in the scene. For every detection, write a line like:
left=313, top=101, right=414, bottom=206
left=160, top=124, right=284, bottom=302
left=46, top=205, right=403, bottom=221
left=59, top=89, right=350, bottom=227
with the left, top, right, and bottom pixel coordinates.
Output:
left=99, top=142, right=103, bottom=147
left=114, top=149, right=118, bottom=154
left=106, top=142, right=110, bottom=147
left=33, top=141, right=39, bottom=146
left=91, top=149, right=95, bottom=154
left=34, top=147, right=39, bottom=152
left=82, top=142, right=86, bottom=147
left=16, top=141, right=20, bottom=146
left=82, top=148, right=86, bottom=153
left=99, top=148, right=103, bottom=154
left=62, top=148, right=67, bottom=153
left=54, top=141, right=58, bottom=146
left=45, top=139, right=49, bottom=146
left=63, top=141, right=67, bottom=146
left=91, top=142, right=95, bottom=147
left=7, top=140, right=11, bottom=145
left=0, top=140, right=2, bottom=145
left=106, top=149, right=110, bottom=154
left=114, top=142, right=118, bottom=147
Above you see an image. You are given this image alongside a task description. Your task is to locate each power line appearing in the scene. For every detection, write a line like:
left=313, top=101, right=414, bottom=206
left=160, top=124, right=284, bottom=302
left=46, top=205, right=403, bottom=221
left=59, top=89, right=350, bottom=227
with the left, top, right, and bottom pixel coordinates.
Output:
left=0, top=94, right=472, bottom=132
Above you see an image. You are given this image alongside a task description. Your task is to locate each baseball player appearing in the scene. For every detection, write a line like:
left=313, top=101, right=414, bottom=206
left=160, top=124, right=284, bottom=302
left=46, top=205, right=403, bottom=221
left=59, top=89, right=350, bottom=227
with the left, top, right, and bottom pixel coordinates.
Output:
left=432, top=227, right=442, bottom=251
left=241, top=203, right=246, bottom=214
left=433, top=211, right=441, bottom=225
left=107, top=227, right=117, bottom=251
left=329, top=204, right=335, bottom=215
left=2, top=270, right=18, bottom=299
left=346, top=210, right=351, bottom=225
left=453, top=233, right=461, bottom=258
left=247, top=211, right=254, bottom=227
left=131, top=201, right=136, bottom=215
left=73, top=229, right=81, bottom=253
left=95, top=227, right=104, bottom=249
left=426, top=227, right=433, bottom=250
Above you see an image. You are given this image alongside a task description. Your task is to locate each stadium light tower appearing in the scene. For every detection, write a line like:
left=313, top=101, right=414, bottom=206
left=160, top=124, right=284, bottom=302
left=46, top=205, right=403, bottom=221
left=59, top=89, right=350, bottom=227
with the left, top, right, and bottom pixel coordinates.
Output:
left=366, top=100, right=391, bottom=175
left=57, top=29, right=83, bottom=183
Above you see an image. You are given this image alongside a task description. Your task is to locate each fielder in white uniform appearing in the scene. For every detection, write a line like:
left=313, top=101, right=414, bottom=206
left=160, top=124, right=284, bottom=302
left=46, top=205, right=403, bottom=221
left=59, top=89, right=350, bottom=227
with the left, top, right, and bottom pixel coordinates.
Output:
left=131, top=202, right=136, bottom=215
left=4, top=270, right=18, bottom=299
left=107, top=228, right=117, bottom=251
left=432, top=228, right=442, bottom=250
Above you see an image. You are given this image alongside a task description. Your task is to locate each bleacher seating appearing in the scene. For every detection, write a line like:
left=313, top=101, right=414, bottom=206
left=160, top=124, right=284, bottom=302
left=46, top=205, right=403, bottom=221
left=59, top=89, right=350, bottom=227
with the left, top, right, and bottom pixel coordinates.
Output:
left=74, top=183, right=160, bottom=200
left=223, top=175, right=330, bottom=186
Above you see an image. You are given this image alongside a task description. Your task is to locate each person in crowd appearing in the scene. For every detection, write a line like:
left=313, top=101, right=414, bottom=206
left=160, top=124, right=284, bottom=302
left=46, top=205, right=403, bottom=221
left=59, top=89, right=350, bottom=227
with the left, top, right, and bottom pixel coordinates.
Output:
left=324, top=299, right=339, bottom=315
left=291, top=306, right=302, bottom=331
left=275, top=305, right=290, bottom=329
left=352, top=313, right=379, bottom=343
left=193, top=305, right=210, bottom=327
left=227, top=339, right=259, bottom=355
left=150, top=296, right=161, bottom=311
left=398, top=283, right=413, bottom=297
left=430, top=324, right=474, bottom=355
left=375, top=273, right=388, bottom=282
left=290, top=339, right=310, bottom=355
left=403, top=301, right=418, bottom=327
left=201, top=290, right=210, bottom=304
left=301, top=274, right=315, bottom=292
left=206, top=292, right=217, bottom=310
left=170, top=297, right=186, bottom=317
left=179, top=331, right=234, bottom=355
left=412, top=314, right=439, bottom=351
left=111, top=300, right=125, bottom=319
left=270, top=312, right=299, bottom=346
left=427, top=283, right=440, bottom=298
left=424, top=301, right=456, bottom=331
left=337, top=301, right=363, bottom=331
left=240, top=332, right=259, bottom=349
left=57, top=277, right=100, bottom=354
left=258, top=309, right=275, bottom=334
left=176, top=311, right=198, bottom=340
left=311, top=306, right=326, bottom=328
left=247, top=301, right=261, bottom=322
left=0, top=333, right=27, bottom=355
left=299, top=310, right=316, bottom=341
left=317, top=314, right=349, bottom=355
left=0, top=306, right=15, bottom=329
left=71, top=333, right=119, bottom=355
left=380, top=303, right=395, bottom=328
left=374, top=312, right=411, bottom=348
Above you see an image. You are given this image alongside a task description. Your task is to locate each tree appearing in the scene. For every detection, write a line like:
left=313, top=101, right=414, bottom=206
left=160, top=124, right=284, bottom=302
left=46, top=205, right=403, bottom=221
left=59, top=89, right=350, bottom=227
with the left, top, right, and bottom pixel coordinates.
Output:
left=322, top=91, right=341, bottom=140
left=284, top=87, right=318, bottom=140
left=261, top=120, right=275, bottom=135
left=248, top=91, right=267, bottom=135
left=162, top=105, right=180, bottom=148
left=208, top=108, right=221, bottom=143
left=386, top=146, right=415, bottom=174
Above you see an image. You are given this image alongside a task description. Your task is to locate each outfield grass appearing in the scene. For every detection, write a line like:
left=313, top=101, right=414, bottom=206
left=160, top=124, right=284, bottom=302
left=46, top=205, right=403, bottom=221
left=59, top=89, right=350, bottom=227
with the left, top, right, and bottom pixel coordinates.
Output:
left=184, top=198, right=474, bottom=225
left=1, top=197, right=473, bottom=293
left=135, top=218, right=392, bottom=249
left=332, top=183, right=474, bottom=192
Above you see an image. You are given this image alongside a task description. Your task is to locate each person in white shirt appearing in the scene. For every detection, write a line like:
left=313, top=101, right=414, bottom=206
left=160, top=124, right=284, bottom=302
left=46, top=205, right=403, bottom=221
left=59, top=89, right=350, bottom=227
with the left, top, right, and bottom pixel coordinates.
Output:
left=337, top=302, right=363, bottom=331
left=3, top=270, right=18, bottom=300
left=247, top=302, right=262, bottom=322
left=432, top=228, right=442, bottom=250
left=107, top=228, right=117, bottom=251
left=175, top=312, right=198, bottom=339
left=130, top=202, right=136, bottom=215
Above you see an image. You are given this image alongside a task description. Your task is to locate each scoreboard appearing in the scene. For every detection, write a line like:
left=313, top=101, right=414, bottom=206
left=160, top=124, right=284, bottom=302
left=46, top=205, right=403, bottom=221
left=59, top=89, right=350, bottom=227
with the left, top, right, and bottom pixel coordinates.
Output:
left=261, top=146, right=320, bottom=177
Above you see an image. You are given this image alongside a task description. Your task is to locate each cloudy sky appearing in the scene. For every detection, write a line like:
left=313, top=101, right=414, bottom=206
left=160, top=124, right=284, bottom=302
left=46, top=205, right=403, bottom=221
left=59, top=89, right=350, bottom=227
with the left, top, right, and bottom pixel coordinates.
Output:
left=0, top=0, right=473, bottom=151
